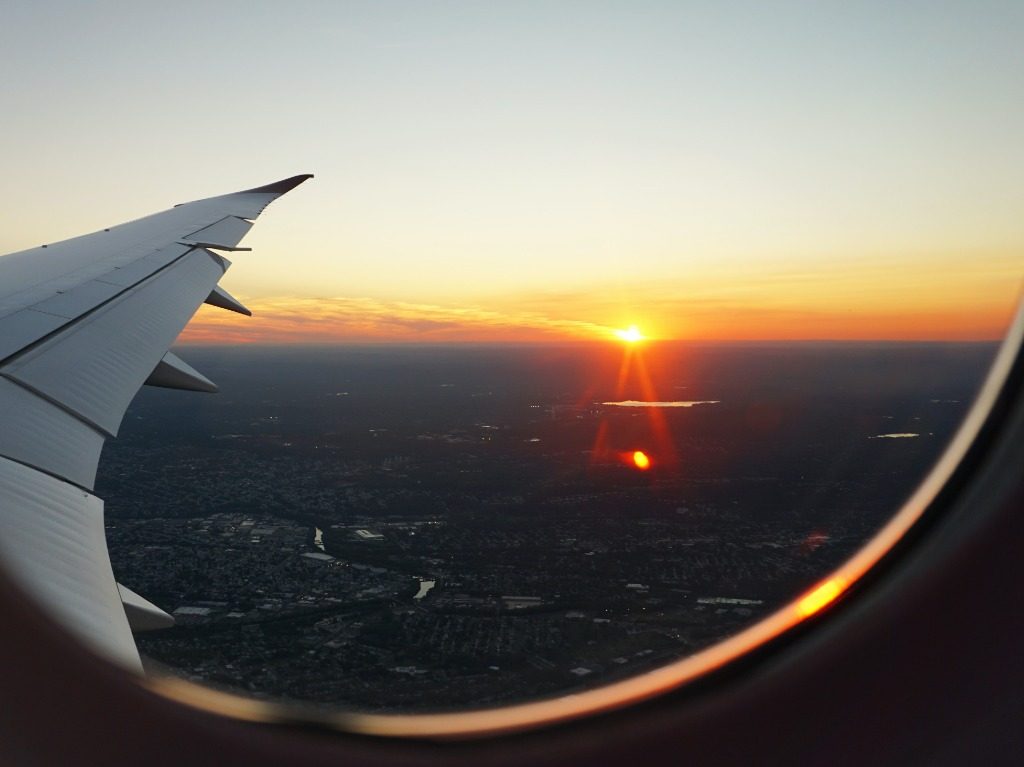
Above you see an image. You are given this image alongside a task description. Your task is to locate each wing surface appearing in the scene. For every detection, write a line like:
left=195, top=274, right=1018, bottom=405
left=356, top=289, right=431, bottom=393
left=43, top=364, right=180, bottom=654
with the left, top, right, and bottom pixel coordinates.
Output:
left=0, top=175, right=312, bottom=670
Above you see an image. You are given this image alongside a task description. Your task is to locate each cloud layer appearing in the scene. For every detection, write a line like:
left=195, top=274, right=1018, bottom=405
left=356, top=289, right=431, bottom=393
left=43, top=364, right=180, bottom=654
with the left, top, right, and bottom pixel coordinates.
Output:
left=179, top=296, right=616, bottom=344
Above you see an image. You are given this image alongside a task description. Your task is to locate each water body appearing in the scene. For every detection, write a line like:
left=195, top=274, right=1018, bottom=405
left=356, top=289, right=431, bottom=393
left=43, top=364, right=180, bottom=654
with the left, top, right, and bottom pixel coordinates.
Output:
left=414, top=580, right=436, bottom=600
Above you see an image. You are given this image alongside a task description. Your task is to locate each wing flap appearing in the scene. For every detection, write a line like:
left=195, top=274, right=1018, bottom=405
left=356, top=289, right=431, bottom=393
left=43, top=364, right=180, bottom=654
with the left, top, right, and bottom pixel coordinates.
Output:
left=0, top=241, right=196, bottom=361
left=0, top=457, right=140, bottom=670
left=1, top=250, right=225, bottom=436
left=0, top=378, right=105, bottom=489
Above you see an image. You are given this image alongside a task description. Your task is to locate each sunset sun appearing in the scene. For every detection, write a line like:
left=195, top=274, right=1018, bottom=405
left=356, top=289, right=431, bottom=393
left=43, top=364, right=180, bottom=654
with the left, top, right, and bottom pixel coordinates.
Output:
left=614, top=325, right=645, bottom=343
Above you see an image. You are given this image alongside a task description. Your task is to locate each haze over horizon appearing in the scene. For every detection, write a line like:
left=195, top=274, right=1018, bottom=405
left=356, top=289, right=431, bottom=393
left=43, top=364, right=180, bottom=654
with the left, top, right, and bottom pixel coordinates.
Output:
left=2, top=1, right=1021, bottom=343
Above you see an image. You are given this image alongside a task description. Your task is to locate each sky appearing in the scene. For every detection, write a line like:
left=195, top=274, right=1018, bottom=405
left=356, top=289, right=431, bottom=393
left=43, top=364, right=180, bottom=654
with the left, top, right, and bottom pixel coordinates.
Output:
left=1, top=1, right=1021, bottom=343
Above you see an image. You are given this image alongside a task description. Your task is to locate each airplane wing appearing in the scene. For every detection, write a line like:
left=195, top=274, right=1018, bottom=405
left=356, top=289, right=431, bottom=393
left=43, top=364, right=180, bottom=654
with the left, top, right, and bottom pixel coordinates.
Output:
left=0, top=175, right=312, bottom=671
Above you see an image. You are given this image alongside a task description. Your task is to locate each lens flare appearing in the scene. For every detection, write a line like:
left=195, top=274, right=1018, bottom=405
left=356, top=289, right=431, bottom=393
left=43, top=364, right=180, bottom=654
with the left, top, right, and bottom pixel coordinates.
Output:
left=632, top=450, right=651, bottom=470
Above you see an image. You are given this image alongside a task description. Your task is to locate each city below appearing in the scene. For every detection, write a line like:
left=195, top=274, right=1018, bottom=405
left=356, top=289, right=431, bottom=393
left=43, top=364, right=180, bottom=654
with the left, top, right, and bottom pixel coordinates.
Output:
left=99, top=342, right=993, bottom=711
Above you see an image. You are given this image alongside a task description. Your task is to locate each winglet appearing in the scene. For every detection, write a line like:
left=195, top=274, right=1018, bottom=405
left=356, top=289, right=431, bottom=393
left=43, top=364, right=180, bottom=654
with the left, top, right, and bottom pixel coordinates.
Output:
left=239, top=174, right=314, bottom=195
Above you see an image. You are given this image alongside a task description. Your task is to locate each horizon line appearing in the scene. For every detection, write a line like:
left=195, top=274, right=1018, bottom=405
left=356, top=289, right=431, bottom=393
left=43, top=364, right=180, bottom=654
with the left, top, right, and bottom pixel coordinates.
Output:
left=173, top=337, right=1005, bottom=348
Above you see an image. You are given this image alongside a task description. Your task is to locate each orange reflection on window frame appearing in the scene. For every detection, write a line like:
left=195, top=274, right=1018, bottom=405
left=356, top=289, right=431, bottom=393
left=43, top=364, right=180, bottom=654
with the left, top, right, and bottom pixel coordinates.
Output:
left=795, top=577, right=848, bottom=618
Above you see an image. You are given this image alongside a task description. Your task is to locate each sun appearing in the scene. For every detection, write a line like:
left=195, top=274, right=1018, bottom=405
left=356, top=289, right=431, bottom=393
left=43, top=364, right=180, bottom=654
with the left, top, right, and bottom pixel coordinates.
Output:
left=614, top=325, right=645, bottom=343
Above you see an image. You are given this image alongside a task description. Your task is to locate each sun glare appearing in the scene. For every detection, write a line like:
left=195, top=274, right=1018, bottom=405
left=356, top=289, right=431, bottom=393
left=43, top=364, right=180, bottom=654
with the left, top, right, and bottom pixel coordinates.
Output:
left=615, top=325, right=645, bottom=343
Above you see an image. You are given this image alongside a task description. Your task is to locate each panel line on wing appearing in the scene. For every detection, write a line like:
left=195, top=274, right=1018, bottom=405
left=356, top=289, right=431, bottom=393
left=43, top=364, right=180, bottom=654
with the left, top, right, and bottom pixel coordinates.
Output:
left=21, top=307, right=71, bottom=321
left=0, top=246, right=218, bottom=368
left=0, top=372, right=115, bottom=438
left=0, top=376, right=106, bottom=490
left=180, top=215, right=254, bottom=251
left=0, top=448, right=96, bottom=495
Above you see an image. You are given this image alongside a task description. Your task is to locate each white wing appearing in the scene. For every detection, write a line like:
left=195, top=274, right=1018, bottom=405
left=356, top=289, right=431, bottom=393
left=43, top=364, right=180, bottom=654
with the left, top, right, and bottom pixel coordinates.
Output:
left=0, top=175, right=312, bottom=670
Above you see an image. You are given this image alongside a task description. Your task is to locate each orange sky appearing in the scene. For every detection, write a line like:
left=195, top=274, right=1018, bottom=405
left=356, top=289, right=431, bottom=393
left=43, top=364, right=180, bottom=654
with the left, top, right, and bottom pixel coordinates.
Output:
left=179, top=268, right=1020, bottom=345
left=178, top=250, right=1022, bottom=345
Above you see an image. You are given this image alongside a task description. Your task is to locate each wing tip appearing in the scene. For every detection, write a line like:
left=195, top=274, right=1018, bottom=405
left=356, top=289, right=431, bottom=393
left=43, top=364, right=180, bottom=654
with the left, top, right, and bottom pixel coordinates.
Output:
left=240, top=174, right=314, bottom=196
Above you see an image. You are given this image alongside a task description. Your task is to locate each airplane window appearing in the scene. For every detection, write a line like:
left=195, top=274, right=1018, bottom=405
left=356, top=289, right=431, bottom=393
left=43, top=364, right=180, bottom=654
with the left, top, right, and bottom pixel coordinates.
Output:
left=1, top=1, right=1022, bottom=740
